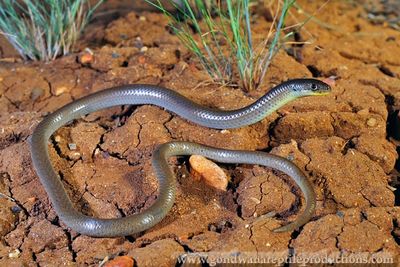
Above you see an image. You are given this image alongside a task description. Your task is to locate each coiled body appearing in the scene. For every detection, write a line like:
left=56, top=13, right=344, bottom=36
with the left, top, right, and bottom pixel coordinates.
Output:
left=30, top=79, right=329, bottom=237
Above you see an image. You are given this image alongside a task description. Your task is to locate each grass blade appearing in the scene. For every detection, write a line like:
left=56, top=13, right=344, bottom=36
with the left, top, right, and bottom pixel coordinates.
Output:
left=0, top=0, right=104, bottom=61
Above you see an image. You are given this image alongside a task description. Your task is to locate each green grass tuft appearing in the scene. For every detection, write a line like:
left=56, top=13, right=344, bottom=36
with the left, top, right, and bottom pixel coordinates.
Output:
left=0, top=0, right=103, bottom=61
left=146, top=0, right=297, bottom=91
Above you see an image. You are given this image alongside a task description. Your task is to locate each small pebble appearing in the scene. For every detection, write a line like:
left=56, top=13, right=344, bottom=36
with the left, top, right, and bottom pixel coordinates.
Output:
left=31, top=87, right=44, bottom=101
left=68, top=143, right=77, bottom=150
left=111, top=52, right=120, bottom=58
left=250, top=197, right=261, bottom=204
left=79, top=53, right=94, bottom=64
left=367, top=117, right=377, bottom=127
left=387, top=185, right=396, bottom=191
left=11, top=205, right=22, bottom=213
left=70, top=152, right=81, bottom=160
left=139, top=16, right=146, bottom=21
left=54, top=135, right=61, bottom=142
left=54, top=86, right=67, bottom=96
left=27, top=197, right=36, bottom=203
left=189, top=155, right=230, bottom=191
left=336, top=210, right=344, bottom=218
left=104, top=256, right=134, bottom=267
left=286, top=154, right=295, bottom=161
left=9, top=249, right=21, bottom=258
left=140, top=46, right=148, bottom=52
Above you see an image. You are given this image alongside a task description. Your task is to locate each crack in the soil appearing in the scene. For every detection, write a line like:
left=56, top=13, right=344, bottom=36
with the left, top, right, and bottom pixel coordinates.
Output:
left=359, top=189, right=376, bottom=208
left=109, top=105, right=138, bottom=128
left=97, top=141, right=136, bottom=165
left=161, top=115, right=175, bottom=139
left=34, top=214, right=77, bottom=263
left=334, top=216, right=345, bottom=252
left=248, top=224, right=258, bottom=254
left=134, top=119, right=143, bottom=149
left=255, top=185, right=265, bottom=217
left=14, top=220, right=35, bottom=257
left=228, top=171, right=244, bottom=220
left=50, top=133, right=82, bottom=165
left=377, top=65, right=395, bottom=78
left=95, top=114, right=157, bottom=166
left=390, top=218, right=400, bottom=245
left=384, top=95, right=400, bottom=206
left=58, top=171, right=88, bottom=205
left=306, top=65, right=322, bottom=78
left=174, top=237, right=195, bottom=253
left=41, top=76, right=54, bottom=96
left=266, top=112, right=285, bottom=144
left=2, top=80, right=17, bottom=95
left=82, top=179, right=124, bottom=218
left=0, top=172, right=28, bottom=236
left=296, top=140, right=344, bottom=213
left=31, top=251, right=38, bottom=266
left=2, top=93, right=20, bottom=110
left=95, top=124, right=138, bottom=165
left=77, top=169, right=96, bottom=204
left=63, top=228, right=78, bottom=262
left=287, top=226, right=305, bottom=265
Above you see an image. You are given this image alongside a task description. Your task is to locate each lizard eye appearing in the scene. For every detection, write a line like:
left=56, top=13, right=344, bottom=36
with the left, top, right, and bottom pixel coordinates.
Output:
left=311, top=83, right=317, bottom=90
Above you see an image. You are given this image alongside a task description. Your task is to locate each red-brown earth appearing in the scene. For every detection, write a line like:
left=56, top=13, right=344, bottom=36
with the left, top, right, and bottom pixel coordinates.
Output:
left=0, top=0, right=400, bottom=266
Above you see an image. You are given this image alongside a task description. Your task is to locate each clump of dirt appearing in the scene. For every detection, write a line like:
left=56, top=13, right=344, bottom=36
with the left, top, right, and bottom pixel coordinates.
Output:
left=0, top=0, right=399, bottom=266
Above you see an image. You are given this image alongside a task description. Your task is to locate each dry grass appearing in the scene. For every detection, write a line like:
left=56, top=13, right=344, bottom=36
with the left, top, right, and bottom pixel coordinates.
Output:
left=0, top=0, right=103, bottom=61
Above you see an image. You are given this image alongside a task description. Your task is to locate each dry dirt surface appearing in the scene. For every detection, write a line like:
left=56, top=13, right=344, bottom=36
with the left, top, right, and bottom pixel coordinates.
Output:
left=1, top=0, right=400, bottom=266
